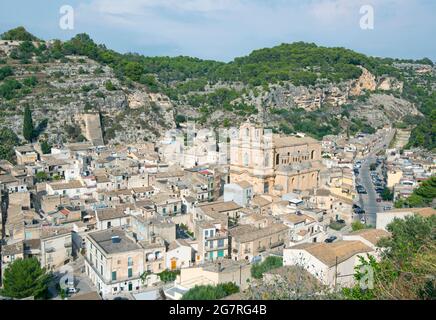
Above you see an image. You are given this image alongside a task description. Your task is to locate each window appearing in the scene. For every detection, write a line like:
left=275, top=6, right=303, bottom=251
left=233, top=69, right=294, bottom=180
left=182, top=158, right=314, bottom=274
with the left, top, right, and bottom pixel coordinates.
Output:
left=218, top=239, right=225, bottom=248
left=128, top=257, right=133, bottom=267
left=209, top=241, right=214, bottom=249
left=162, top=208, right=166, bottom=214
left=243, top=153, right=249, bottom=167
left=205, top=230, right=209, bottom=237
left=100, top=265, right=103, bottom=275
left=128, top=268, right=133, bottom=278
left=275, top=154, right=280, bottom=165
left=174, top=205, right=177, bottom=212
left=112, top=271, right=117, bottom=281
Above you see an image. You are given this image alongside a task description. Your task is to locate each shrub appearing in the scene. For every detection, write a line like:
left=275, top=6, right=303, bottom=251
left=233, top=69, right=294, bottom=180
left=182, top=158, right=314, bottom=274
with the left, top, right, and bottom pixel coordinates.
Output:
left=251, top=256, right=283, bottom=279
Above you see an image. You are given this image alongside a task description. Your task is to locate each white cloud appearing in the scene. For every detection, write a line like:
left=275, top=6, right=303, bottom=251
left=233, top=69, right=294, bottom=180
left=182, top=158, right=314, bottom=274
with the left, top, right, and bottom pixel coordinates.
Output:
left=73, top=0, right=436, bottom=61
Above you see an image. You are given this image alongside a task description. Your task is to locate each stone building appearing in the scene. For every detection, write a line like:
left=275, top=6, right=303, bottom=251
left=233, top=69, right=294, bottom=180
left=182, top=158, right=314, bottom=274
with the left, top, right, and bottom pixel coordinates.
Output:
left=230, top=121, right=323, bottom=196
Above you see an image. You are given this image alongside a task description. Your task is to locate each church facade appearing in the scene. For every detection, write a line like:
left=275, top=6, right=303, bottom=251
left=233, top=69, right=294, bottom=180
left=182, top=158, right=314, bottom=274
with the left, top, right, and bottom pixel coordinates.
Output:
left=229, top=121, right=323, bottom=196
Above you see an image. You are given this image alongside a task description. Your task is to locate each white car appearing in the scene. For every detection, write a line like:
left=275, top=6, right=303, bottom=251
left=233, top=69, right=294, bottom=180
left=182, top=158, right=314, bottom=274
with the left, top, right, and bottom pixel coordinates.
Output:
left=67, top=287, right=78, bottom=294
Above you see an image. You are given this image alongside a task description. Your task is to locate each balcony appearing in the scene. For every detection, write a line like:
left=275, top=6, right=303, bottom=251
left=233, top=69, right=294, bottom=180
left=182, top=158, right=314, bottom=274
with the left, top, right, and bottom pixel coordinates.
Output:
left=205, top=244, right=227, bottom=252
left=205, top=231, right=227, bottom=240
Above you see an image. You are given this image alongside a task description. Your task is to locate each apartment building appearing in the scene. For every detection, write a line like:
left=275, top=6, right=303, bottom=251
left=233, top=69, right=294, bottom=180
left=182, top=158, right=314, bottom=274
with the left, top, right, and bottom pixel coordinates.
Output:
left=195, top=220, right=229, bottom=263
left=84, top=228, right=145, bottom=297
left=229, top=223, right=289, bottom=262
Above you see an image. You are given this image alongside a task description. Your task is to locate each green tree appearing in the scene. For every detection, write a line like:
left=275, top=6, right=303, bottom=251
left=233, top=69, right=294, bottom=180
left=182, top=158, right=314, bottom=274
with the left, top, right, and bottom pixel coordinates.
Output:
left=0, top=258, right=52, bottom=299
left=1, top=26, right=41, bottom=41
left=251, top=256, right=283, bottom=279
left=22, top=105, right=35, bottom=142
left=394, top=176, right=436, bottom=208
left=105, top=80, right=116, bottom=91
left=351, top=221, right=370, bottom=232
left=343, top=214, right=436, bottom=300
left=182, top=282, right=239, bottom=300
left=158, top=270, right=180, bottom=283
left=380, top=187, right=394, bottom=201
left=40, top=140, right=52, bottom=154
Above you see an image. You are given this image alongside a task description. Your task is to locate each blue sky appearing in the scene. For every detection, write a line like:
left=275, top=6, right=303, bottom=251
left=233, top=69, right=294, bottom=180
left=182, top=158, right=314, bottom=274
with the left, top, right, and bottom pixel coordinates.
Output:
left=1, top=0, right=435, bottom=62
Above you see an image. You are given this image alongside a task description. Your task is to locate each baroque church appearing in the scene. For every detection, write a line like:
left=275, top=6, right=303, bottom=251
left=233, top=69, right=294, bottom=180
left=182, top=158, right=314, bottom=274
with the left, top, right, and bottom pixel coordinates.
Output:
left=229, top=120, right=323, bottom=196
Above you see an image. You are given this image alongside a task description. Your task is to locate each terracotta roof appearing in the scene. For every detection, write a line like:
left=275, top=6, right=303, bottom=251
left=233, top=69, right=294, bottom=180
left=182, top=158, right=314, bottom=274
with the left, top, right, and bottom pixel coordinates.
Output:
left=274, top=135, right=319, bottom=148
left=348, top=229, right=391, bottom=245
left=49, top=180, right=84, bottom=191
left=96, top=208, right=126, bottom=221
left=230, top=224, right=288, bottom=243
left=386, top=207, right=436, bottom=217
left=197, top=201, right=242, bottom=213
left=290, top=240, right=373, bottom=267
left=236, top=180, right=252, bottom=189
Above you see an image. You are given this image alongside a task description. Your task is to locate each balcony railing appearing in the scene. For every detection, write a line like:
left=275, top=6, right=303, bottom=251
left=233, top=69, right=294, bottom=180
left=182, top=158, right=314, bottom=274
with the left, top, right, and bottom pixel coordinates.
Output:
left=205, top=244, right=227, bottom=252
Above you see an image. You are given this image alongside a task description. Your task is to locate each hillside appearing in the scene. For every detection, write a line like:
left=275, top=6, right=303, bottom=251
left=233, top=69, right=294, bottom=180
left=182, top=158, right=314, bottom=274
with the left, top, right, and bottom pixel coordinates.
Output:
left=0, top=27, right=434, bottom=162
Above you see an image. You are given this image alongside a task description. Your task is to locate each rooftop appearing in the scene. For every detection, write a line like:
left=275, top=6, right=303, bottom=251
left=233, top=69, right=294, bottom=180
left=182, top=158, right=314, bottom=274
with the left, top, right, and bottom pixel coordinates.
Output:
left=290, top=240, right=373, bottom=267
left=230, top=223, right=289, bottom=243
left=88, top=228, right=142, bottom=255
left=96, top=208, right=126, bottom=221
left=347, top=229, right=391, bottom=245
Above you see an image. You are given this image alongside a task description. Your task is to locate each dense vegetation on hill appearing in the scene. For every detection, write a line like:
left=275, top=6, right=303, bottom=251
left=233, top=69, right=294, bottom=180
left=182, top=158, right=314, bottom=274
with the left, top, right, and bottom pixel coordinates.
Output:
left=0, top=26, right=41, bottom=42
left=0, top=127, right=20, bottom=163
left=59, top=34, right=406, bottom=88
left=0, top=27, right=434, bottom=149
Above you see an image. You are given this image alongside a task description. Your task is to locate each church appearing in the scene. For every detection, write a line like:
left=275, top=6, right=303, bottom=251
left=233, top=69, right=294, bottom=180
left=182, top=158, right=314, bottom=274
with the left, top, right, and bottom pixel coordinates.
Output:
left=229, top=120, right=323, bottom=196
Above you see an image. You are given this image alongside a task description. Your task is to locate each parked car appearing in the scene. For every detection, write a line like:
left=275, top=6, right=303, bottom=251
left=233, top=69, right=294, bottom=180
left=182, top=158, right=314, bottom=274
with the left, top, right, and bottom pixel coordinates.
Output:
left=325, top=236, right=338, bottom=243
left=67, top=287, right=78, bottom=294
left=355, top=208, right=366, bottom=215
left=357, top=186, right=367, bottom=194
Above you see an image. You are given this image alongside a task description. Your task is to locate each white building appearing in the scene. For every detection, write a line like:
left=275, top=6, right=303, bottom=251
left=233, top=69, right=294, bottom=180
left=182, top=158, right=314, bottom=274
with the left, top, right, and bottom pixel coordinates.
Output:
left=165, top=239, right=194, bottom=270
left=84, top=229, right=145, bottom=298
left=376, top=207, right=435, bottom=231
left=283, top=240, right=375, bottom=288
left=223, top=181, right=253, bottom=207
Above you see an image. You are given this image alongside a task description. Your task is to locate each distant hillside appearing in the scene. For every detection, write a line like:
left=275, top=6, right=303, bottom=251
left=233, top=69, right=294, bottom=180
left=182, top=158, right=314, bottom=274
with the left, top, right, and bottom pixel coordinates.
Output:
left=1, top=26, right=41, bottom=42
left=0, top=27, right=434, bottom=160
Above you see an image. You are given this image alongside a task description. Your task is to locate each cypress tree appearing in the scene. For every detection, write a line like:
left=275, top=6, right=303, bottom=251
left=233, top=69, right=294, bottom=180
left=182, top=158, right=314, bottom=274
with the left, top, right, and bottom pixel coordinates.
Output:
left=23, top=105, right=34, bottom=142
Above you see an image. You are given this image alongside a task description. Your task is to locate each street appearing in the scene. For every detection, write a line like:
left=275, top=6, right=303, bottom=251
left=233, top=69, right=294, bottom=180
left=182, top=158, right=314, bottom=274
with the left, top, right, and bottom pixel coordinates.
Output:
left=356, top=129, right=395, bottom=226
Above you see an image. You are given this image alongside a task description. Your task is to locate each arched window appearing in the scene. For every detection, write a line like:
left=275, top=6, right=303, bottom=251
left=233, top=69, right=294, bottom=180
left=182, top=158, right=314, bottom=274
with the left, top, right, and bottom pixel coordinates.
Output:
left=311, top=150, right=315, bottom=160
left=275, top=154, right=280, bottom=165
left=244, top=153, right=249, bottom=167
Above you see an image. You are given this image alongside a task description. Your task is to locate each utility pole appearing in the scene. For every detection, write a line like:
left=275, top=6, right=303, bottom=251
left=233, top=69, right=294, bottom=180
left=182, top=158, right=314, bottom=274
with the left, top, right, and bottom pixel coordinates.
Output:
left=334, top=256, right=338, bottom=290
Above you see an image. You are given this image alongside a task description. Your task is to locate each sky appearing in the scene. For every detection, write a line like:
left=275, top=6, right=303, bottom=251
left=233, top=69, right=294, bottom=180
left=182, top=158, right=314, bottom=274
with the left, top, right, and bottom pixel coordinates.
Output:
left=0, top=0, right=435, bottom=62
